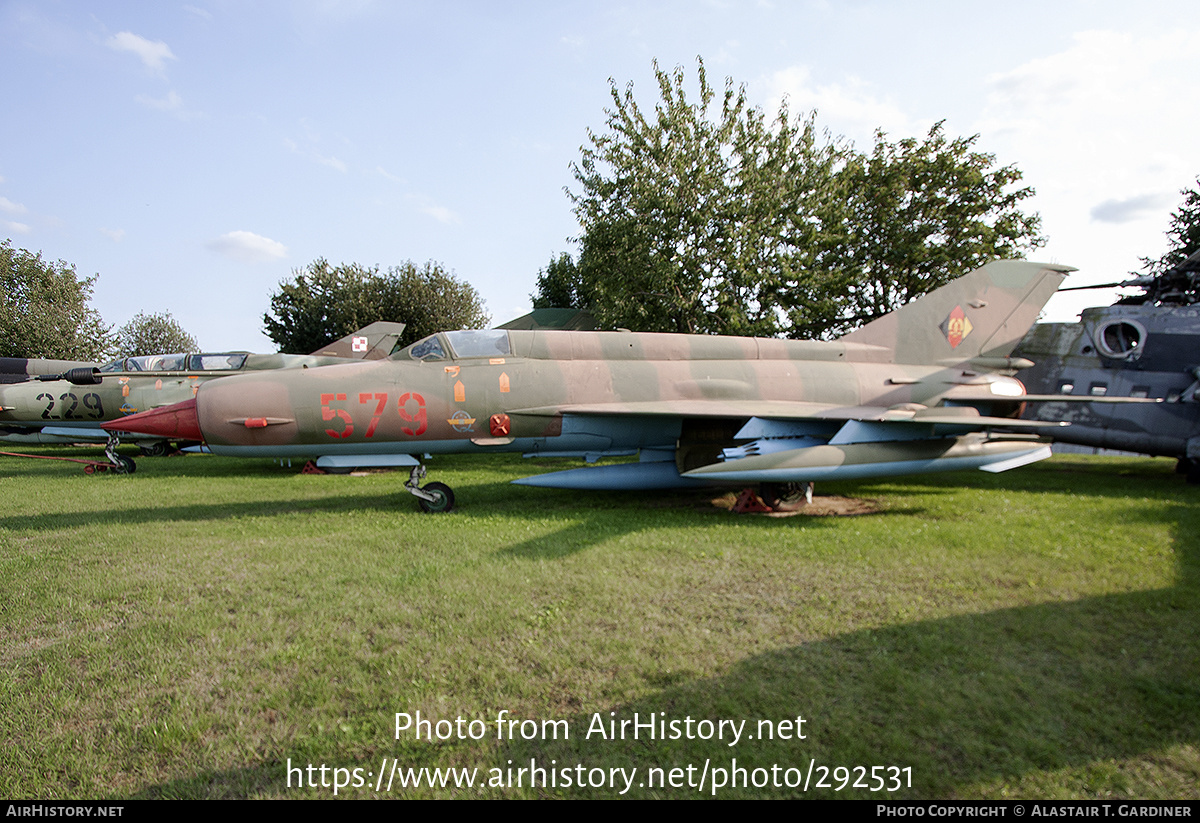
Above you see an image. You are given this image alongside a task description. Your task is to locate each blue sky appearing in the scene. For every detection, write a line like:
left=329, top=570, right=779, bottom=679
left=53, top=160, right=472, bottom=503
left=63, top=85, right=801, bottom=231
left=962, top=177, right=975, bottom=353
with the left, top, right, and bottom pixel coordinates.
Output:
left=3, top=1, right=1199, bottom=350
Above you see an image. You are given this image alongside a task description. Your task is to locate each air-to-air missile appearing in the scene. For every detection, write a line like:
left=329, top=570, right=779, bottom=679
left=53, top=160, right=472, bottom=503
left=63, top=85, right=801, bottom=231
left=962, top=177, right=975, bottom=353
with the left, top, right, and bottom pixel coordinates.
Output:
left=0, top=322, right=404, bottom=471
left=1014, top=248, right=1200, bottom=481
left=105, top=260, right=1073, bottom=511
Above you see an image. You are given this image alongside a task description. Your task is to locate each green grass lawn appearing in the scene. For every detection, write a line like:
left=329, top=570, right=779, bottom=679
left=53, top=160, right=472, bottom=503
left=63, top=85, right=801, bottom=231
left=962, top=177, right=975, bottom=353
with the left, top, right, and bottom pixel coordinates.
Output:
left=1, top=447, right=1196, bottom=799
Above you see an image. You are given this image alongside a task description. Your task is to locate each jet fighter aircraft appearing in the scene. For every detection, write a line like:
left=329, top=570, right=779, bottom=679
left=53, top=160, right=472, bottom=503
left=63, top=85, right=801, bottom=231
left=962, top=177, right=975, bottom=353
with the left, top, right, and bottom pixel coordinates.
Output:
left=1, top=322, right=405, bottom=470
left=105, top=261, right=1071, bottom=511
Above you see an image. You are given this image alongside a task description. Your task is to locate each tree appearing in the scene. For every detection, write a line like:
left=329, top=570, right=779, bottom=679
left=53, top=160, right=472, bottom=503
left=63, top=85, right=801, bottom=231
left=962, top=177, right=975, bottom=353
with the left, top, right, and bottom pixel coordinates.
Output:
left=792, top=123, right=1045, bottom=338
left=0, top=239, right=113, bottom=359
left=114, top=311, right=198, bottom=357
left=263, top=258, right=490, bottom=354
left=560, top=58, right=847, bottom=336
left=550, top=59, right=1045, bottom=338
left=1141, top=176, right=1200, bottom=276
left=532, top=252, right=584, bottom=310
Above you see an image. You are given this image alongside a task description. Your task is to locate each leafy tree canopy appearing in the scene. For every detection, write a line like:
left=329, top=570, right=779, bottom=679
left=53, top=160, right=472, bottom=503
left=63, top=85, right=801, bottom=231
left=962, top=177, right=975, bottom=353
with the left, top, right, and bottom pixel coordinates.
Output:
left=532, top=253, right=584, bottom=311
left=0, top=239, right=113, bottom=360
left=114, top=311, right=198, bottom=358
left=1141, top=176, right=1200, bottom=276
left=539, top=58, right=1045, bottom=338
left=264, top=258, right=490, bottom=354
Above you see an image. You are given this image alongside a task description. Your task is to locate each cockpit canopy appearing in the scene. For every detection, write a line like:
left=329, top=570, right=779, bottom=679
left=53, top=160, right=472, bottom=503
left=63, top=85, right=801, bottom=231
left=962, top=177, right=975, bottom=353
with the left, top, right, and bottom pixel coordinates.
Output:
left=98, top=352, right=250, bottom=372
left=398, top=330, right=511, bottom=362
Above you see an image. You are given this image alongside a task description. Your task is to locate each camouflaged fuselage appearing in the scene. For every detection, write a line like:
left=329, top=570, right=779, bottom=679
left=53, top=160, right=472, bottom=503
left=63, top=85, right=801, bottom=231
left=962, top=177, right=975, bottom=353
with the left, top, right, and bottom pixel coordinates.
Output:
left=104, top=260, right=1071, bottom=494
left=191, top=330, right=1029, bottom=459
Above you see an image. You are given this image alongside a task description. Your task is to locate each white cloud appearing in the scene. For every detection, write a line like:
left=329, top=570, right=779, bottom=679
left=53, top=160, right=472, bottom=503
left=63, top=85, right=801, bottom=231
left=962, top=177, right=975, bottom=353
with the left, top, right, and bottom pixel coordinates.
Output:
left=107, top=31, right=177, bottom=74
left=3, top=220, right=31, bottom=235
left=315, top=153, right=346, bottom=173
left=207, top=231, right=288, bottom=263
left=0, top=196, right=27, bottom=215
left=420, top=205, right=460, bottom=225
left=763, top=65, right=924, bottom=148
left=100, top=227, right=125, bottom=242
left=284, top=137, right=347, bottom=173
left=136, top=90, right=182, bottom=111
left=375, top=166, right=406, bottom=185
left=971, top=28, right=1200, bottom=312
left=979, top=29, right=1200, bottom=194
left=135, top=90, right=202, bottom=120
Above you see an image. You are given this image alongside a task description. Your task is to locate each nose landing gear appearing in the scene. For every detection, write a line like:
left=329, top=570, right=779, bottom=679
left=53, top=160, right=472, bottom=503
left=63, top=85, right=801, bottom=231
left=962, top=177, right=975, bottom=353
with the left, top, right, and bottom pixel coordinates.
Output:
left=404, top=465, right=455, bottom=513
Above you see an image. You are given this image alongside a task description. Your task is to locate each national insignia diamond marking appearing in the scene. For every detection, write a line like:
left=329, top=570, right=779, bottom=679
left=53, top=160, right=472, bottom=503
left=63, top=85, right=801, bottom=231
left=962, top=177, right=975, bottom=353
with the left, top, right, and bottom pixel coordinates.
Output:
left=940, top=305, right=974, bottom=349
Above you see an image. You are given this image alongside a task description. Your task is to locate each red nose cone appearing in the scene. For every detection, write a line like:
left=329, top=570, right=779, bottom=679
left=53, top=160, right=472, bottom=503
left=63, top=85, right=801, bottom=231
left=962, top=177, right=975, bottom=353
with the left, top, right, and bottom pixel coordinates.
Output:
left=101, top=397, right=204, bottom=441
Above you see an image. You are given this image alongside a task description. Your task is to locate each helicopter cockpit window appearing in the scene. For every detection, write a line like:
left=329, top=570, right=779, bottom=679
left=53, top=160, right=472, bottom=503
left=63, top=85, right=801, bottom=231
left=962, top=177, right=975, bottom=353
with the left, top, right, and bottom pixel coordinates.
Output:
left=406, top=335, right=447, bottom=362
left=444, top=329, right=510, bottom=359
left=188, top=353, right=248, bottom=371
left=1095, top=320, right=1144, bottom=358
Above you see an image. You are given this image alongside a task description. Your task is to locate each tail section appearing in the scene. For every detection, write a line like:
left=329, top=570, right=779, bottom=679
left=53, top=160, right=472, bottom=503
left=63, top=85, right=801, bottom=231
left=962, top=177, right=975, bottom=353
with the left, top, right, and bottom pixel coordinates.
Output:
left=839, top=260, right=1072, bottom=365
left=309, top=321, right=406, bottom=360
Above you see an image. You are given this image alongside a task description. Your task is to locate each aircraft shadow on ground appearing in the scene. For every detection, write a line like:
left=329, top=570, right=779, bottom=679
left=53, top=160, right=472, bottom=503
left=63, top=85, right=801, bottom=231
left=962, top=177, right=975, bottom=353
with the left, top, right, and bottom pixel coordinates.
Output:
left=126, top=504, right=1198, bottom=799
left=76, top=460, right=1197, bottom=799
left=486, top=507, right=1199, bottom=798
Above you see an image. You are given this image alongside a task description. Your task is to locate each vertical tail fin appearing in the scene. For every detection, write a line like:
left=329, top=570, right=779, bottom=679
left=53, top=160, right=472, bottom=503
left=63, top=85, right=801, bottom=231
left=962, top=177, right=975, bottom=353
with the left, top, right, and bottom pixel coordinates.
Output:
left=838, top=260, right=1073, bottom=365
left=309, top=321, right=407, bottom=360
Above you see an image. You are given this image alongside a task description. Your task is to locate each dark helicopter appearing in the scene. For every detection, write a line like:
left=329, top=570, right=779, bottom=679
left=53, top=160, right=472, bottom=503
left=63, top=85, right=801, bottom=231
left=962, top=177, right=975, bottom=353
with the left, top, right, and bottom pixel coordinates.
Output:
left=1013, top=248, right=1200, bottom=481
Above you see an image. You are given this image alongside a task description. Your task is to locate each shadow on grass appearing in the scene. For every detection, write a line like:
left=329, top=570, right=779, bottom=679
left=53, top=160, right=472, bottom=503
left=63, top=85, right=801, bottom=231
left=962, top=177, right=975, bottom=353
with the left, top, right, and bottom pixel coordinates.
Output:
left=487, top=504, right=1200, bottom=798
left=127, top=500, right=1200, bottom=799
left=96, top=454, right=1200, bottom=800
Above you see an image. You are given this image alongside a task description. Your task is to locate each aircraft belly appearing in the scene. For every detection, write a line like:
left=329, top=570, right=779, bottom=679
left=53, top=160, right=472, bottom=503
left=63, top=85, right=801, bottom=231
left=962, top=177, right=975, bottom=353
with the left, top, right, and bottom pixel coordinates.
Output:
left=207, top=435, right=551, bottom=459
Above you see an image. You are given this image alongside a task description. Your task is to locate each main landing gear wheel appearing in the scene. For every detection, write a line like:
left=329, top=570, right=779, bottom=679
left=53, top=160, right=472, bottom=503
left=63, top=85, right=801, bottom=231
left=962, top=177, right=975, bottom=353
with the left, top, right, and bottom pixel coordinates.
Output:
left=404, top=465, right=456, bottom=513
left=759, top=481, right=813, bottom=510
left=416, top=482, right=455, bottom=514
left=139, top=441, right=171, bottom=458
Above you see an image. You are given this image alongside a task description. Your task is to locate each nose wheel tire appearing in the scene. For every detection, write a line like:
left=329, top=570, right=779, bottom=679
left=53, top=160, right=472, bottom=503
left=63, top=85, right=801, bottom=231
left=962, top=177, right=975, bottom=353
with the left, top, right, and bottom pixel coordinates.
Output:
left=111, top=455, right=137, bottom=474
left=416, top=482, right=455, bottom=513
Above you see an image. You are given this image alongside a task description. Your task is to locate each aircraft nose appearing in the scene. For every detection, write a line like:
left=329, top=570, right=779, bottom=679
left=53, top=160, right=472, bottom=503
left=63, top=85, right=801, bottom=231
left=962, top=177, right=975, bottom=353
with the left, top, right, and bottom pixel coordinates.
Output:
left=101, top=397, right=203, bottom=441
